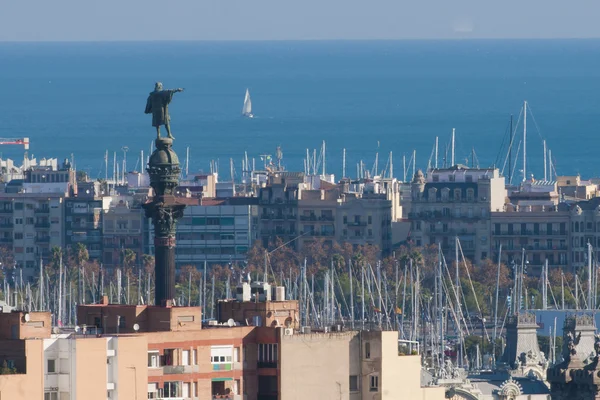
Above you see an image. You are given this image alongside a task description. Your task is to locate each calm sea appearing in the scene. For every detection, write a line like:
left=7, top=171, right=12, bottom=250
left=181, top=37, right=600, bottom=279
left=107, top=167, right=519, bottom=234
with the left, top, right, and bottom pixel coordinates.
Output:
left=1, top=40, right=600, bottom=181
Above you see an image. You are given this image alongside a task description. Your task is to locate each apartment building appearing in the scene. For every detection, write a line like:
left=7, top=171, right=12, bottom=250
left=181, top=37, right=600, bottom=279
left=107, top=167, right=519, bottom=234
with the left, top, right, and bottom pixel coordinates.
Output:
left=336, top=193, right=392, bottom=256
left=0, top=193, right=65, bottom=279
left=0, top=309, right=147, bottom=400
left=102, top=197, right=146, bottom=270
left=258, top=173, right=302, bottom=250
left=491, top=205, right=570, bottom=276
left=43, top=334, right=147, bottom=400
left=569, top=197, right=600, bottom=270
left=259, top=174, right=393, bottom=256
left=147, top=198, right=259, bottom=269
left=64, top=196, right=104, bottom=262
left=409, top=166, right=506, bottom=263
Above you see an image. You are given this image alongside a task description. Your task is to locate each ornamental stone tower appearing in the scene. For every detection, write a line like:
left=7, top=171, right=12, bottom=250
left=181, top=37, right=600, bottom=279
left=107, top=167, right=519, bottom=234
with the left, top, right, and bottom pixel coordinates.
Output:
left=143, top=137, right=186, bottom=306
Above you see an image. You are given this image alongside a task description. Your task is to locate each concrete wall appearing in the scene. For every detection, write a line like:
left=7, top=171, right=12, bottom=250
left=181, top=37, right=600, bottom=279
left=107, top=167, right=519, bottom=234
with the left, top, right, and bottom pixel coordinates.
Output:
left=0, top=312, right=51, bottom=340
left=218, top=300, right=299, bottom=329
left=75, top=338, right=108, bottom=400
left=280, top=331, right=358, bottom=400
left=380, top=332, right=445, bottom=400
left=0, top=339, right=43, bottom=400
left=116, top=336, right=148, bottom=400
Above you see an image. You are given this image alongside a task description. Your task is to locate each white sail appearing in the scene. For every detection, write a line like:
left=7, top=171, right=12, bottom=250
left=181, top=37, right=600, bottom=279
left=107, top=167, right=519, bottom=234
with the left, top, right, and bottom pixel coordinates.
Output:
left=242, top=89, right=253, bottom=117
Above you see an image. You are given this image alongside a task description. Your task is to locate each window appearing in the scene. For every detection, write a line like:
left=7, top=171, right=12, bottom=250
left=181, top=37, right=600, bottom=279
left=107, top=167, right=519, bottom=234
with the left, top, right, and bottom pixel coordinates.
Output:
left=47, top=359, right=56, bottom=374
left=44, top=393, right=58, bottom=400
left=350, top=375, right=359, bottom=392
left=148, top=351, right=160, bottom=368
left=14, top=233, right=23, bottom=239
left=14, top=203, right=23, bottom=210
left=148, top=383, right=158, bottom=399
left=365, top=342, right=371, bottom=359
left=257, top=343, right=278, bottom=367
left=118, top=316, right=126, bottom=329
left=369, top=375, right=379, bottom=392
left=181, top=350, right=190, bottom=366
left=368, top=215, right=372, bottom=224
left=211, top=346, right=233, bottom=365
left=164, top=381, right=180, bottom=398
left=163, top=349, right=175, bottom=366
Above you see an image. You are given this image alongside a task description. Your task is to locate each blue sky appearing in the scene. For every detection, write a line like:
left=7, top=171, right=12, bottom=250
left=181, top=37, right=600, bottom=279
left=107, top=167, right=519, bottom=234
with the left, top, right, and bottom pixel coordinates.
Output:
left=2, top=0, right=599, bottom=41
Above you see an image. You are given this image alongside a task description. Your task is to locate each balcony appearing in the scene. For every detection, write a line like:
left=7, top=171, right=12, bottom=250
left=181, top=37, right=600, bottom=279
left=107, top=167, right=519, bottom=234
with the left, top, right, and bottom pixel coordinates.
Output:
left=0, top=209, right=12, bottom=215
left=34, top=208, right=50, bottom=214
left=213, top=395, right=242, bottom=400
left=35, top=237, right=50, bottom=243
left=163, top=365, right=199, bottom=374
left=257, top=361, right=277, bottom=368
left=346, top=221, right=367, bottom=227
left=0, top=223, right=13, bottom=229
left=300, top=215, right=317, bottom=221
left=35, top=222, right=50, bottom=229
left=0, top=238, right=14, bottom=244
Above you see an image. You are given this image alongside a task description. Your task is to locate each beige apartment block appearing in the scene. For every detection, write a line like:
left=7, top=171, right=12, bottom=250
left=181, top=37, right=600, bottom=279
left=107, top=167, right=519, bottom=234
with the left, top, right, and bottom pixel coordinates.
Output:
left=409, top=166, right=506, bottom=263
left=0, top=339, right=44, bottom=400
left=279, top=329, right=444, bottom=400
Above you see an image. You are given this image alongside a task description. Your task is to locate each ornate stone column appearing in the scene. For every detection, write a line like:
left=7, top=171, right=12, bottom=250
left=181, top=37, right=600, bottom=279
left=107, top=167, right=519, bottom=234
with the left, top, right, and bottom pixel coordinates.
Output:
left=142, top=138, right=186, bottom=306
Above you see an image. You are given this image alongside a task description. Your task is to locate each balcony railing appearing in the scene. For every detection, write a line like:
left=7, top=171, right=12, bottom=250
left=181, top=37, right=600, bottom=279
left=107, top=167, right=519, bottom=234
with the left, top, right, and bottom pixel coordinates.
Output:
left=257, top=361, right=277, bottom=368
left=346, top=221, right=367, bottom=226
left=34, top=208, right=50, bottom=214
left=163, top=365, right=199, bottom=374
left=35, top=222, right=50, bottom=228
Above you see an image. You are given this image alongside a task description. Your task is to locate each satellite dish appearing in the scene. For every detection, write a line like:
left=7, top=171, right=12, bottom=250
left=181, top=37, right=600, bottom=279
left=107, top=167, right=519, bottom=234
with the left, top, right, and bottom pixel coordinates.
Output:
left=23, top=313, right=30, bottom=322
left=74, top=325, right=80, bottom=333
left=227, top=319, right=235, bottom=327
left=133, top=323, right=140, bottom=332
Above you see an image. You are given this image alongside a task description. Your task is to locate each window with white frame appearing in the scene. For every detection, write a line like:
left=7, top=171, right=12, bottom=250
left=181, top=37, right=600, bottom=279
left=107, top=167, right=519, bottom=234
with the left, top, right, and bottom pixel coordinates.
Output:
left=163, top=381, right=181, bottom=399
left=44, top=393, right=58, bottom=400
left=181, top=350, right=190, bottom=366
left=369, top=375, right=379, bottom=392
left=47, top=359, right=57, bottom=374
left=210, top=346, right=233, bottom=364
left=148, top=351, right=160, bottom=368
left=257, top=343, right=278, bottom=366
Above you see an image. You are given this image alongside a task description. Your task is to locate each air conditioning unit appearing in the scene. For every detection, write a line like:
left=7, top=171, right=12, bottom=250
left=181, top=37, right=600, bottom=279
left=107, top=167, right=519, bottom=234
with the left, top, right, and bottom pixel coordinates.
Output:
left=284, top=328, right=294, bottom=336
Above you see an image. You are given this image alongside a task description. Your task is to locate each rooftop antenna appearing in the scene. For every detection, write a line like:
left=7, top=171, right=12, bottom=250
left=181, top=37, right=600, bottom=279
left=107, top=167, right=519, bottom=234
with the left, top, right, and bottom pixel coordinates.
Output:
left=508, top=114, right=513, bottom=184
left=321, top=140, right=326, bottom=177
left=543, top=140, right=547, bottom=182
left=113, top=152, right=117, bottom=186
left=412, top=150, right=416, bottom=179
left=342, top=148, right=346, bottom=178
left=104, top=150, right=109, bottom=182
left=435, top=136, right=439, bottom=169
left=186, top=146, right=190, bottom=177
left=523, top=100, right=527, bottom=181
left=451, top=128, right=455, bottom=166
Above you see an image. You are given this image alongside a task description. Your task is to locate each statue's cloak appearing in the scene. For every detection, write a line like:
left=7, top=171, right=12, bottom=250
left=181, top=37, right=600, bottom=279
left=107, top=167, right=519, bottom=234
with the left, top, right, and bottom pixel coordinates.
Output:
left=145, top=90, right=176, bottom=127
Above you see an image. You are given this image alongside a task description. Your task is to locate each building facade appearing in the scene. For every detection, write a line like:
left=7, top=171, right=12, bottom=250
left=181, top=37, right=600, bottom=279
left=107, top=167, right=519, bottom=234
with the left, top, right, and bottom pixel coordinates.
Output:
left=0, top=194, right=65, bottom=280
left=102, top=197, right=145, bottom=270
left=491, top=206, right=570, bottom=276
left=64, top=197, right=104, bottom=262
left=409, top=166, right=506, bottom=263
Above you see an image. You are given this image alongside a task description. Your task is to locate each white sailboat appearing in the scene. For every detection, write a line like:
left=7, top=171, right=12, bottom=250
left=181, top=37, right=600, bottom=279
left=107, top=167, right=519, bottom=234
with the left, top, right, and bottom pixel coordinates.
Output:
left=242, top=88, right=254, bottom=118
